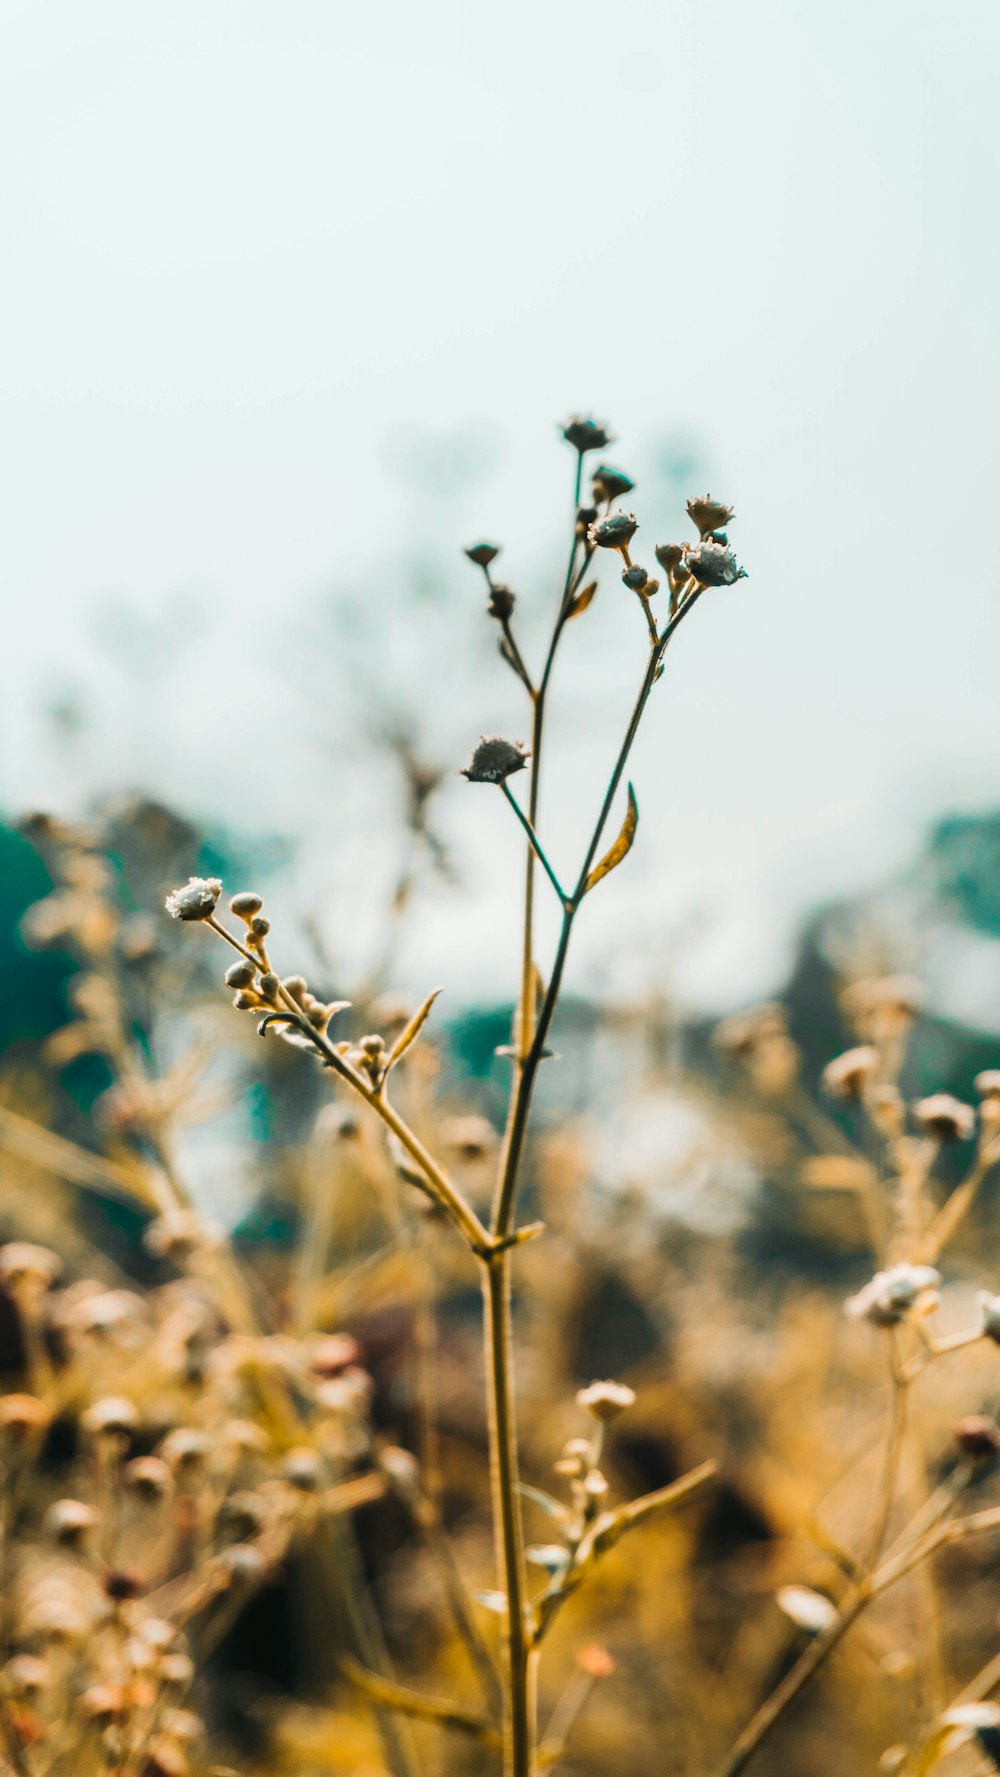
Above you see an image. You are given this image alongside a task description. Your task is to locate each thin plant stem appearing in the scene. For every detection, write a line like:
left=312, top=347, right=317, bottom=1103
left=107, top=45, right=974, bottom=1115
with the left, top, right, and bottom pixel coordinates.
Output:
left=501, top=782, right=569, bottom=908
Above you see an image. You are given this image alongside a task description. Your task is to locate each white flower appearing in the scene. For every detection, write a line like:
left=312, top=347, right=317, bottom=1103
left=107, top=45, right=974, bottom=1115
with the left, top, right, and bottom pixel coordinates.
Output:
left=845, top=1264, right=940, bottom=1327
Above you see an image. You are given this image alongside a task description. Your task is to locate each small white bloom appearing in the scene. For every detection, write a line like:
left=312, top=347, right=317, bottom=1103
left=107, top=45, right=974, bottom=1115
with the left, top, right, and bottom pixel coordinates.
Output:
left=775, top=1586, right=837, bottom=1635
left=845, top=1264, right=940, bottom=1327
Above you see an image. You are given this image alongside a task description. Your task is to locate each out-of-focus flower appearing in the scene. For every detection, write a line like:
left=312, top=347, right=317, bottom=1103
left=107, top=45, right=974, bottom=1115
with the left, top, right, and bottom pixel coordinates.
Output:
left=822, top=1046, right=878, bottom=1101
left=461, top=737, right=530, bottom=784
left=914, top=1094, right=975, bottom=1142
left=953, top=1415, right=1000, bottom=1458
left=845, top=1263, right=940, bottom=1327
left=562, top=416, right=613, bottom=454
left=978, top=1292, right=1000, bottom=1343
left=576, top=1380, right=636, bottom=1422
left=775, top=1585, right=837, bottom=1634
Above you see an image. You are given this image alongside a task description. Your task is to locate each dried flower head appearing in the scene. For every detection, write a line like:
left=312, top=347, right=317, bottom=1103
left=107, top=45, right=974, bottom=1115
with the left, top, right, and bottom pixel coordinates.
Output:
left=0, top=1242, right=61, bottom=1292
left=845, top=1263, right=940, bottom=1327
left=821, top=1046, right=878, bottom=1101
left=164, top=876, right=222, bottom=922
left=461, top=736, right=530, bottom=784
left=685, top=541, right=747, bottom=586
left=465, top=542, right=500, bottom=568
left=562, top=416, right=613, bottom=454
left=953, top=1415, right=1000, bottom=1459
left=576, top=1380, right=636, bottom=1422
left=974, top=1070, right=1000, bottom=1100
left=914, top=1093, right=975, bottom=1142
left=592, top=466, right=635, bottom=503
left=686, top=495, right=735, bottom=537
left=588, top=511, right=638, bottom=552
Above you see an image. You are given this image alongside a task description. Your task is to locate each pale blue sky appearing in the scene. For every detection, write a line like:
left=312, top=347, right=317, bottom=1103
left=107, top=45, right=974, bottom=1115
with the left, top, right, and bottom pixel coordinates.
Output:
left=1, top=0, right=997, bottom=1010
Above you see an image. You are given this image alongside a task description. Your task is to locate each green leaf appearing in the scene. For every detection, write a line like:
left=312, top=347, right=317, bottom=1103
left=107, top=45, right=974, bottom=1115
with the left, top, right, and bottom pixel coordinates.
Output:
left=583, top=784, right=638, bottom=895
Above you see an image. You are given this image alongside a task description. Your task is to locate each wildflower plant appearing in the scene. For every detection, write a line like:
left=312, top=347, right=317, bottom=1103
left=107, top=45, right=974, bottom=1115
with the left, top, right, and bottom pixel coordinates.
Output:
left=162, top=420, right=745, bottom=1775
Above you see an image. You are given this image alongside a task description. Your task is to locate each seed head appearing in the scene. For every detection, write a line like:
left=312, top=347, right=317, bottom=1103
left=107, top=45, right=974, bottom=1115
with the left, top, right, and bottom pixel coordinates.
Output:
left=592, top=466, right=635, bottom=502
left=562, top=416, right=613, bottom=455
left=685, top=541, right=747, bottom=586
left=588, top=511, right=638, bottom=552
left=914, top=1093, right=975, bottom=1142
left=461, top=736, right=530, bottom=785
left=164, top=877, right=222, bottom=922
left=686, top=495, right=735, bottom=538
left=576, top=1379, right=636, bottom=1422
left=465, top=542, right=500, bottom=568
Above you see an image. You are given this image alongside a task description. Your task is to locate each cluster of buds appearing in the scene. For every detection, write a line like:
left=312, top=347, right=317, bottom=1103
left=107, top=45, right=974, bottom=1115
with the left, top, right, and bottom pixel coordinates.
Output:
left=655, top=495, right=747, bottom=615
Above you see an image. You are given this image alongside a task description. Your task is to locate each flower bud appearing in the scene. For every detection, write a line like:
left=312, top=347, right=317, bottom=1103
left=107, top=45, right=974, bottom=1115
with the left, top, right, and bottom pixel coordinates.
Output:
left=461, top=736, right=530, bottom=784
left=229, top=892, right=263, bottom=918
left=622, top=565, right=650, bottom=592
left=224, top=960, right=256, bottom=989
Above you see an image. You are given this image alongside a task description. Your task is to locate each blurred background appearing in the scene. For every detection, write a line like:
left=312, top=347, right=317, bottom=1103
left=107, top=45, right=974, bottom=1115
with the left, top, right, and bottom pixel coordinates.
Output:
left=2, top=9, right=1000, bottom=1773
left=2, top=0, right=998, bottom=1020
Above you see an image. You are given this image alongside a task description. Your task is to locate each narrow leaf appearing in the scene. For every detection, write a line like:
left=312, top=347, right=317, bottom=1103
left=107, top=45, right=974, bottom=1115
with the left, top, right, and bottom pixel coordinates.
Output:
left=583, top=783, right=639, bottom=895
left=388, top=986, right=444, bottom=1068
left=566, top=580, right=597, bottom=621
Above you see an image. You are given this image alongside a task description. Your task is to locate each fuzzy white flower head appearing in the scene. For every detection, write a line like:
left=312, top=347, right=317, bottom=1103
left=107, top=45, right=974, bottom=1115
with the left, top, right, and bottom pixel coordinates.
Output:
left=164, top=877, right=222, bottom=922
left=845, top=1263, right=940, bottom=1327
